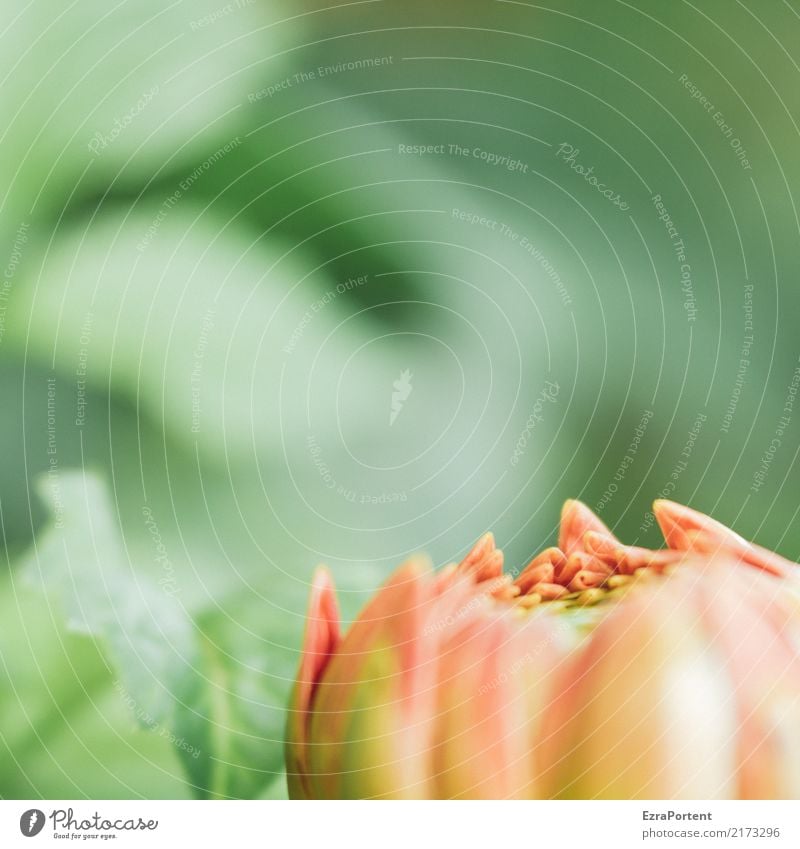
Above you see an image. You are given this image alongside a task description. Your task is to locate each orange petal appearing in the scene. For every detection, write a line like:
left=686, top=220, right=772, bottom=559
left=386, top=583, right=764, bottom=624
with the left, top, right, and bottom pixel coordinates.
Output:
left=459, top=532, right=495, bottom=572
left=286, top=567, right=341, bottom=800
left=515, top=548, right=565, bottom=594
left=307, top=558, right=448, bottom=798
left=654, top=500, right=797, bottom=577
left=653, top=499, right=744, bottom=551
left=559, top=500, right=616, bottom=556
left=530, top=582, right=569, bottom=600
left=583, top=556, right=614, bottom=576
left=583, top=532, right=685, bottom=576
left=516, top=561, right=554, bottom=592
left=433, top=617, right=519, bottom=798
left=433, top=563, right=459, bottom=594
left=433, top=613, right=559, bottom=798
left=690, top=559, right=800, bottom=798
left=488, top=576, right=521, bottom=600
left=568, top=570, right=606, bottom=592
left=555, top=553, right=590, bottom=585
left=540, top=571, right=739, bottom=799
left=741, top=541, right=798, bottom=579
left=583, top=531, right=625, bottom=567
left=473, top=549, right=505, bottom=583
left=617, top=546, right=685, bottom=576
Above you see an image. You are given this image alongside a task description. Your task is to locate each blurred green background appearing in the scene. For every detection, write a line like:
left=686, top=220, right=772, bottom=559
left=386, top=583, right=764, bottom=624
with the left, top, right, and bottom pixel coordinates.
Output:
left=1, top=0, right=799, bottom=798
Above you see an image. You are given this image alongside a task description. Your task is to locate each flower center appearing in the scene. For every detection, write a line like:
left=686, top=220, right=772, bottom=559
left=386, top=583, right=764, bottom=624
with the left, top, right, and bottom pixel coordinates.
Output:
left=513, top=534, right=683, bottom=610
left=461, top=530, right=683, bottom=613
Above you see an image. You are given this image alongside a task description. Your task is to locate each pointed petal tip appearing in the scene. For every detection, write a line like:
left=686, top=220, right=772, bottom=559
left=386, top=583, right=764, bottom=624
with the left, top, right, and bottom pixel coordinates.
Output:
left=652, top=498, right=694, bottom=526
left=560, top=499, right=601, bottom=524
left=458, top=531, right=496, bottom=573
left=296, top=566, right=341, bottom=682
left=396, top=552, right=435, bottom=579
left=653, top=499, right=743, bottom=546
left=286, top=567, right=342, bottom=799
left=559, top=499, right=614, bottom=554
left=652, top=499, right=698, bottom=549
left=307, top=565, right=340, bottom=634
left=310, top=563, right=335, bottom=596
left=653, top=498, right=709, bottom=529
left=583, top=529, right=620, bottom=554
left=368, top=554, right=436, bottom=604
left=475, top=547, right=505, bottom=582
left=652, top=500, right=796, bottom=577
left=469, top=530, right=495, bottom=556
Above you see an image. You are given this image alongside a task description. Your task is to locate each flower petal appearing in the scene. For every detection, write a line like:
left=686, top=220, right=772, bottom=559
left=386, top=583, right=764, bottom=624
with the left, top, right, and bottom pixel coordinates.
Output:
left=432, top=612, right=561, bottom=798
left=694, top=559, right=800, bottom=798
left=559, top=500, right=616, bottom=556
left=654, top=500, right=797, bottom=577
left=306, top=558, right=447, bottom=798
left=286, top=567, right=341, bottom=800
left=540, top=568, right=738, bottom=799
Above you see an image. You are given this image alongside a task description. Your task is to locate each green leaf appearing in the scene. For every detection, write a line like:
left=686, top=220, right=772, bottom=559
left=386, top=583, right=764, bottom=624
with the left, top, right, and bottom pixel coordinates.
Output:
left=18, top=468, right=307, bottom=799
left=22, top=471, right=216, bottom=796
left=4, top=205, right=394, bottom=465
left=0, top=0, right=278, bottom=239
left=0, top=567, right=191, bottom=798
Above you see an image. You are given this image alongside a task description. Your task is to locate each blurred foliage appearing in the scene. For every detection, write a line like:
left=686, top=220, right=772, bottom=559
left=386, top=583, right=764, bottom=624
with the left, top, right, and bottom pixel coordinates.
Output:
left=1, top=0, right=800, bottom=798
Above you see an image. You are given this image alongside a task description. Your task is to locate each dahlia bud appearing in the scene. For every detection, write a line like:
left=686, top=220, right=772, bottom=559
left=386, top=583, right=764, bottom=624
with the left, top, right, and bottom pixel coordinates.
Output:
left=286, top=500, right=800, bottom=799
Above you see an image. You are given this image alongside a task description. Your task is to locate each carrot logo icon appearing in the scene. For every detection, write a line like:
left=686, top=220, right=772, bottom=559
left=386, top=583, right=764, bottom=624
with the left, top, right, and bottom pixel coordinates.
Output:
left=19, top=809, right=45, bottom=837
left=390, top=369, right=413, bottom=426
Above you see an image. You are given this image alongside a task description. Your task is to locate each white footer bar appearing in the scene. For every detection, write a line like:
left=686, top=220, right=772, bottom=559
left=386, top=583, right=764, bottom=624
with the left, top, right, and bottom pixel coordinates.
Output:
left=2, top=800, right=797, bottom=848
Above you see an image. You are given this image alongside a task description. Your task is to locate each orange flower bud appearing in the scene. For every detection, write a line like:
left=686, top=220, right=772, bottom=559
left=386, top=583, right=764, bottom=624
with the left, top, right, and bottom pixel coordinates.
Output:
left=287, top=500, right=800, bottom=798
